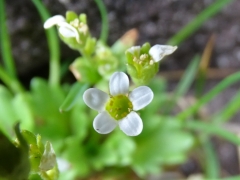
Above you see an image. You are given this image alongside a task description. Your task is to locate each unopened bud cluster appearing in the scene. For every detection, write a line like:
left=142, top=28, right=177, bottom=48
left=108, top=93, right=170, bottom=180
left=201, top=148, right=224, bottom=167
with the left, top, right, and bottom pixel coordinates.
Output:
left=21, top=130, right=58, bottom=179
left=126, top=43, right=177, bottom=85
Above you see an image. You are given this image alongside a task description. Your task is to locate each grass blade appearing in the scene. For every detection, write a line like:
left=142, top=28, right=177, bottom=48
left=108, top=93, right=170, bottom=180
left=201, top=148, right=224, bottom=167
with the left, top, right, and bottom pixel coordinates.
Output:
left=174, top=55, right=200, bottom=98
left=213, top=90, right=240, bottom=123
left=0, top=0, right=17, bottom=78
left=196, top=35, right=215, bottom=97
left=177, top=72, right=240, bottom=120
left=200, top=134, right=220, bottom=179
left=186, top=121, right=240, bottom=145
left=164, top=55, right=200, bottom=113
left=222, top=176, right=240, bottom=180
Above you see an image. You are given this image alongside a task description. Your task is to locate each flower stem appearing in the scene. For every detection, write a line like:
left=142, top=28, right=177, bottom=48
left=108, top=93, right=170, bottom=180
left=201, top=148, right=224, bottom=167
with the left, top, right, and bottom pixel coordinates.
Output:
left=0, top=0, right=17, bottom=79
left=39, top=171, right=51, bottom=180
left=32, top=0, right=60, bottom=87
left=0, top=66, right=24, bottom=93
left=94, top=0, right=109, bottom=43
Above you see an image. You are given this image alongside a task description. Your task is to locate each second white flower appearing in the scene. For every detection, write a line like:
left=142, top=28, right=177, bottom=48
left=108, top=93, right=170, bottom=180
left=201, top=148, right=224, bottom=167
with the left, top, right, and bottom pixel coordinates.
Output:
left=83, top=72, right=154, bottom=136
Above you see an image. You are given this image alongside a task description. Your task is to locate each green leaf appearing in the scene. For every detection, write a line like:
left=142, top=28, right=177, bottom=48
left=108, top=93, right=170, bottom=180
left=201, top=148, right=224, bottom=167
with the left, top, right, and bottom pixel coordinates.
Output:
left=30, top=78, right=69, bottom=140
left=12, top=93, right=34, bottom=131
left=61, top=137, right=91, bottom=177
left=59, top=82, right=89, bottom=112
left=69, top=104, right=91, bottom=140
left=97, top=130, right=136, bottom=166
left=30, top=78, right=56, bottom=117
left=0, top=85, right=17, bottom=137
left=132, top=116, right=194, bottom=177
left=0, top=123, right=30, bottom=180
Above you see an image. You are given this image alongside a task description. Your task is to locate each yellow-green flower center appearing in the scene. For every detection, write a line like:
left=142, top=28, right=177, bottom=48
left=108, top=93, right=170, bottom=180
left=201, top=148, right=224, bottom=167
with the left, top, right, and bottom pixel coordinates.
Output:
left=133, top=53, right=154, bottom=65
left=105, top=95, right=133, bottom=120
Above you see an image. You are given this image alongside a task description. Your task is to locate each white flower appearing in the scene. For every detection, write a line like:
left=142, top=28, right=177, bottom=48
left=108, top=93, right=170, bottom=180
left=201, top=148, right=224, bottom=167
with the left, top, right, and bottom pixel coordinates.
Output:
left=56, top=158, right=71, bottom=172
left=149, top=44, right=177, bottom=62
left=43, top=15, right=79, bottom=41
left=83, top=72, right=154, bottom=136
left=127, top=44, right=177, bottom=65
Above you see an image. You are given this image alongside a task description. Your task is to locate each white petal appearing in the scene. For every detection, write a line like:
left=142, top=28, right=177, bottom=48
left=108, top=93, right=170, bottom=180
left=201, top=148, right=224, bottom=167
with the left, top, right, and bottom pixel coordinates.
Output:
left=93, top=111, right=117, bottom=134
left=57, top=158, right=70, bottom=172
left=44, top=15, right=66, bottom=29
left=129, top=86, right=154, bottom=111
left=119, top=111, right=143, bottom=136
left=39, top=142, right=56, bottom=171
left=109, top=72, right=129, bottom=96
left=58, top=22, right=79, bottom=39
left=127, top=46, right=140, bottom=56
left=83, top=88, right=109, bottom=112
left=149, top=44, right=177, bottom=62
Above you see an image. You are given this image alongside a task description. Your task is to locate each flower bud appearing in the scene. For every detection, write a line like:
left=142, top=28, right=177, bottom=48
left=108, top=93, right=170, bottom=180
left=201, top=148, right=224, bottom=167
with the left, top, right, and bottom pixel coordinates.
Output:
left=44, top=11, right=95, bottom=53
left=39, top=142, right=56, bottom=171
left=126, top=43, right=177, bottom=85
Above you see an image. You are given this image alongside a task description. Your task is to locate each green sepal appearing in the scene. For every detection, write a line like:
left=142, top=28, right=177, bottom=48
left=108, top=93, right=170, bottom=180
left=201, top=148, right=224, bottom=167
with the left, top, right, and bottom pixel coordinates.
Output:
left=29, top=144, right=42, bottom=173
left=140, top=42, right=151, bottom=54
left=79, top=13, right=87, bottom=24
left=126, top=43, right=160, bottom=85
left=37, top=135, right=44, bottom=154
left=12, top=93, right=34, bottom=131
left=59, top=33, right=81, bottom=51
left=70, top=57, right=101, bottom=84
left=84, top=37, right=96, bottom=56
left=66, top=11, right=78, bottom=22
left=125, top=50, right=134, bottom=65
left=21, top=130, right=37, bottom=145
left=94, top=42, right=119, bottom=79
left=126, top=64, right=137, bottom=78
